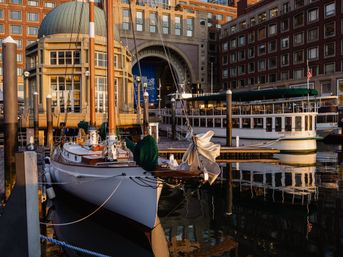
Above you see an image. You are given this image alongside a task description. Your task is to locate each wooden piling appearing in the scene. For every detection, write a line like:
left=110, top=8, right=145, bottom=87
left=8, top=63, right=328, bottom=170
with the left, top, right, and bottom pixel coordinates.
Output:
left=226, top=163, right=233, bottom=215
left=226, top=90, right=232, bottom=147
left=2, top=36, right=18, bottom=201
left=46, top=95, right=53, bottom=150
left=171, top=98, right=176, bottom=140
left=33, top=92, right=39, bottom=146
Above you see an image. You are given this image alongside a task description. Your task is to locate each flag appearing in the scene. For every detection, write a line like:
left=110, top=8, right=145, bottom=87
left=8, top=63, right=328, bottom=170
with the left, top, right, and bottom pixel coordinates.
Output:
left=307, top=67, right=312, bottom=80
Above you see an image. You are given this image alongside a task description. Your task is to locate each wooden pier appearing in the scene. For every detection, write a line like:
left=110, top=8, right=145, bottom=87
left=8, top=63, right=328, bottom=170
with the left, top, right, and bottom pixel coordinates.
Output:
left=158, top=146, right=279, bottom=162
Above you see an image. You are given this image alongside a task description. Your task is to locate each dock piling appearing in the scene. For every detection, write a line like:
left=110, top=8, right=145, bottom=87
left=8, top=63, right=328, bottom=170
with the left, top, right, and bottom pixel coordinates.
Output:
left=46, top=95, right=53, bottom=150
left=226, top=90, right=232, bottom=147
left=2, top=36, right=18, bottom=202
left=33, top=92, right=39, bottom=146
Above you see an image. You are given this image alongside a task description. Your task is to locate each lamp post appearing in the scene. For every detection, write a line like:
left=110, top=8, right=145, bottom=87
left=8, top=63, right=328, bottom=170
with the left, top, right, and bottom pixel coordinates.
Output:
left=136, top=76, right=141, bottom=115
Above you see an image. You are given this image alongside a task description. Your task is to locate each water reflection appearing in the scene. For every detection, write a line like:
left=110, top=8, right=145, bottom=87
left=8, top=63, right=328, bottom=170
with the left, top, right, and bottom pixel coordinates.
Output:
left=158, top=147, right=343, bottom=257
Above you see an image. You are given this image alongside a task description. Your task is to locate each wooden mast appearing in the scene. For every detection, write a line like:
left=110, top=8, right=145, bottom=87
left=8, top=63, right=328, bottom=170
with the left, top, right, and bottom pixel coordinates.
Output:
left=106, top=0, right=116, bottom=137
left=89, top=0, right=96, bottom=127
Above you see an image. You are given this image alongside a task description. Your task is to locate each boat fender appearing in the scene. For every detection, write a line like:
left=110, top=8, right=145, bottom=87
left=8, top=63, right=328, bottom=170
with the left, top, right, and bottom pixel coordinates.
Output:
left=203, top=167, right=209, bottom=182
left=46, top=185, right=56, bottom=200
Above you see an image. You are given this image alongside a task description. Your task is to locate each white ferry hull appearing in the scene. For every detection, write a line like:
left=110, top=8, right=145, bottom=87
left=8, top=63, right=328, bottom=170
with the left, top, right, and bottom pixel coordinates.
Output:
left=171, top=125, right=317, bottom=153
left=50, top=159, right=162, bottom=229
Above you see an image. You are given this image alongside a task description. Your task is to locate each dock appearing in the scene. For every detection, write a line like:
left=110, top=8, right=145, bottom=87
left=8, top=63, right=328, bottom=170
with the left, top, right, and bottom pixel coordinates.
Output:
left=158, top=146, right=279, bottom=162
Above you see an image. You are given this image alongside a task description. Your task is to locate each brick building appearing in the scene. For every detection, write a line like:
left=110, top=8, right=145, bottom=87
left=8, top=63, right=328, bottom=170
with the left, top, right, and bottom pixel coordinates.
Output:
left=220, top=0, right=343, bottom=105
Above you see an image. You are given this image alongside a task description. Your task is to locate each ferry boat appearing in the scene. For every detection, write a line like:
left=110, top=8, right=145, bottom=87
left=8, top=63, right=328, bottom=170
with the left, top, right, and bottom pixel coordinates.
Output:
left=159, top=88, right=318, bottom=154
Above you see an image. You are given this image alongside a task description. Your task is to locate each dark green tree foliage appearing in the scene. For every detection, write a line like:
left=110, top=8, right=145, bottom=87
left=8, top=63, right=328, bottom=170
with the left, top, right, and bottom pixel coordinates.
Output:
left=99, top=122, right=108, bottom=141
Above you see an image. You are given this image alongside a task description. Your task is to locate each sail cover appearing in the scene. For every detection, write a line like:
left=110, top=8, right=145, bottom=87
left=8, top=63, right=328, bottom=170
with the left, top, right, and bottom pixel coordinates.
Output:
left=180, top=131, right=221, bottom=184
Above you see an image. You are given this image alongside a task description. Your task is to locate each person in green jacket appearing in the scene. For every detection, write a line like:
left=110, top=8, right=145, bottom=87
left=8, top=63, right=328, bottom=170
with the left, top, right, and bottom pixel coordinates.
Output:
left=125, top=128, right=158, bottom=171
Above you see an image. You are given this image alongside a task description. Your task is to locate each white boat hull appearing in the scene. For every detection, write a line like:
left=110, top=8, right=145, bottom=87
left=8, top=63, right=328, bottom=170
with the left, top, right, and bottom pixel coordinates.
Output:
left=50, top=159, right=162, bottom=229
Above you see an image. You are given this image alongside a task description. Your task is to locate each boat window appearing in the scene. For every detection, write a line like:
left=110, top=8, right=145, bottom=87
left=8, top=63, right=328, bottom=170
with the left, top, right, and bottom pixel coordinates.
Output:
left=233, top=118, right=239, bottom=128
left=309, top=115, right=313, bottom=130
left=176, top=226, right=184, bottom=241
left=241, top=105, right=250, bottom=115
left=207, top=118, right=213, bottom=128
left=275, top=117, right=282, bottom=132
left=206, top=109, right=213, bottom=115
left=242, top=118, right=251, bottom=128
left=215, top=118, right=221, bottom=128
left=295, top=116, right=302, bottom=131
left=194, top=118, right=199, bottom=126
left=200, top=118, right=206, bottom=127
left=305, top=115, right=309, bottom=131
left=266, top=118, right=272, bottom=132
left=187, top=225, right=196, bottom=242
left=232, top=106, right=240, bottom=115
left=253, top=118, right=263, bottom=128
left=274, top=104, right=283, bottom=114
left=285, top=117, right=292, bottom=131
left=200, top=109, right=206, bottom=115
left=252, top=105, right=264, bottom=114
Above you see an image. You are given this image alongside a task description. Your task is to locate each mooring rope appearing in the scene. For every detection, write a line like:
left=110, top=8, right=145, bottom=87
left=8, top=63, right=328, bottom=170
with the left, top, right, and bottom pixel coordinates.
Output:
left=40, top=235, right=110, bottom=257
left=40, top=180, right=122, bottom=226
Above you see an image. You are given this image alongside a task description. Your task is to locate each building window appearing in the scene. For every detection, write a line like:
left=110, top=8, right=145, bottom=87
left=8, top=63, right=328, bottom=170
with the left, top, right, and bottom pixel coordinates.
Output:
left=308, top=28, right=318, bottom=42
left=136, top=11, right=144, bottom=32
left=294, top=69, right=304, bottom=80
left=295, top=0, right=304, bottom=8
left=122, top=9, right=130, bottom=30
left=248, top=62, right=255, bottom=73
left=280, top=19, right=289, bottom=32
left=269, top=24, right=277, bottom=36
left=238, top=35, right=245, bottom=46
left=281, top=71, right=289, bottom=80
left=239, top=20, right=247, bottom=30
left=259, top=75, right=266, bottom=84
left=27, top=26, right=38, bottom=35
left=325, top=42, right=335, bottom=57
left=293, top=13, right=304, bottom=28
left=269, top=7, right=278, bottom=18
left=50, top=50, right=81, bottom=65
left=223, top=69, right=228, bottom=78
left=281, top=53, right=289, bottom=66
left=175, top=16, right=181, bottom=35
left=162, top=15, right=169, bottom=34
left=230, top=25, right=236, bottom=33
left=186, top=18, right=193, bottom=37
left=324, top=22, right=335, bottom=38
left=16, top=53, right=22, bottom=62
left=238, top=65, right=245, bottom=75
left=250, top=17, right=256, bottom=26
left=11, top=0, right=22, bottom=4
left=230, top=38, right=237, bottom=48
left=10, top=25, right=21, bottom=34
left=324, top=63, right=335, bottom=74
left=281, top=37, right=289, bottom=49
left=294, top=50, right=304, bottom=64
left=269, top=74, right=277, bottom=83
left=258, top=59, right=266, bottom=71
left=149, top=13, right=157, bottom=33
left=223, top=55, right=228, bottom=65
left=230, top=52, right=237, bottom=63
left=95, top=52, right=107, bottom=67
left=223, top=42, right=228, bottom=52
left=27, top=12, right=38, bottom=22
left=9, top=10, right=21, bottom=20
left=282, top=2, right=290, bottom=14
left=268, top=57, right=277, bottom=69
left=248, top=47, right=254, bottom=58
left=258, top=12, right=266, bottom=23
left=310, top=65, right=319, bottom=76
left=308, top=8, right=318, bottom=23
left=0, top=9, right=3, bottom=19
left=44, top=2, right=55, bottom=8
left=229, top=67, right=236, bottom=77
left=248, top=32, right=255, bottom=43
left=294, top=32, right=304, bottom=46
left=258, top=44, right=266, bottom=55
left=269, top=40, right=276, bottom=52
left=238, top=50, right=245, bottom=61
left=308, top=47, right=318, bottom=60
left=321, top=81, right=332, bottom=95
left=258, top=27, right=266, bottom=40
left=51, top=75, right=81, bottom=113
left=27, top=0, right=38, bottom=6
left=325, top=2, right=335, bottom=17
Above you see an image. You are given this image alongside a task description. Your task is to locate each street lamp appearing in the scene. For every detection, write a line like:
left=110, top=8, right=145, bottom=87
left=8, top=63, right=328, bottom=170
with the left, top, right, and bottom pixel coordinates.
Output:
left=135, top=76, right=141, bottom=114
left=23, top=71, right=30, bottom=122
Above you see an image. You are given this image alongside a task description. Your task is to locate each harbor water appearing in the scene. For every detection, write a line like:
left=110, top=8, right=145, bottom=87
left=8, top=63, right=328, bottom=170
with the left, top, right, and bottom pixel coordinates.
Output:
left=41, top=141, right=343, bottom=257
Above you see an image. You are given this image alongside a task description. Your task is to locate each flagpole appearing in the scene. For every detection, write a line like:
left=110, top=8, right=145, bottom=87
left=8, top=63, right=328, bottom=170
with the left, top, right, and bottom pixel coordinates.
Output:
left=306, top=59, right=310, bottom=112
